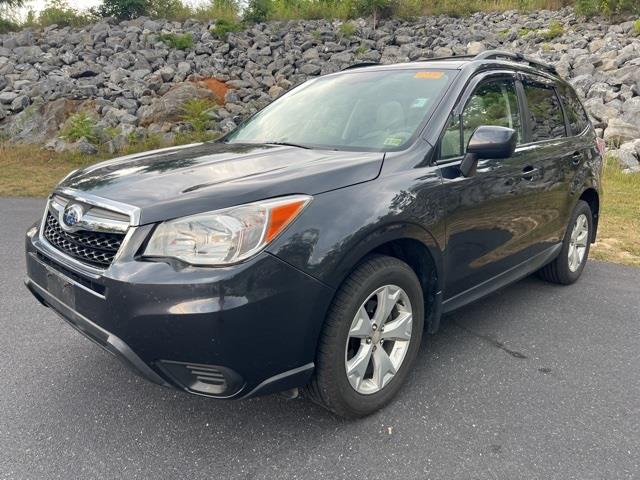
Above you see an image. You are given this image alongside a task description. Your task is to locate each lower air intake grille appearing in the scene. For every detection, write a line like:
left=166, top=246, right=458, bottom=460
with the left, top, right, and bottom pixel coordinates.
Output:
left=43, top=212, right=125, bottom=268
left=157, top=360, right=243, bottom=396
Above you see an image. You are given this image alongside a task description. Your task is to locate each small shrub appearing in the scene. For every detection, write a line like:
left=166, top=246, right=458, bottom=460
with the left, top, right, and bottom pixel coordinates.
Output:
left=61, top=112, right=98, bottom=144
left=37, top=0, right=93, bottom=27
left=210, top=18, right=242, bottom=38
left=181, top=99, right=217, bottom=133
left=338, top=22, right=357, bottom=37
left=355, top=45, right=368, bottom=56
left=159, top=32, right=193, bottom=50
left=0, top=16, right=19, bottom=33
left=634, top=19, right=640, bottom=35
left=542, top=19, right=564, bottom=40
left=517, top=26, right=534, bottom=37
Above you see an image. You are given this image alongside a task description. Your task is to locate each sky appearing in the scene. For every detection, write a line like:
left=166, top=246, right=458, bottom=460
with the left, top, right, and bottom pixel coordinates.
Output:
left=28, top=0, right=101, bottom=12
left=16, top=0, right=205, bottom=16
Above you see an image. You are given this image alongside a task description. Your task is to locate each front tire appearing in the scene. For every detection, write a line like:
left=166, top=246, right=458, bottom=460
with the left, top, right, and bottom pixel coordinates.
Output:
left=538, top=200, right=593, bottom=285
left=305, top=255, right=424, bottom=418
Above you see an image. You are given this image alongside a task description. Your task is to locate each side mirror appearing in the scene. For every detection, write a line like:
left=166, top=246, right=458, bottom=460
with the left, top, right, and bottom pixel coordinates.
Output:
left=459, top=126, right=517, bottom=177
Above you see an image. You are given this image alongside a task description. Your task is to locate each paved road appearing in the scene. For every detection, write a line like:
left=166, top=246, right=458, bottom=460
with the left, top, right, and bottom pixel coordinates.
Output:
left=1, top=198, right=639, bottom=480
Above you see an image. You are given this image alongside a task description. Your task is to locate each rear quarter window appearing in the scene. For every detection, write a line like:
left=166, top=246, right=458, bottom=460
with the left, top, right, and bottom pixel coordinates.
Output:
left=557, top=84, right=590, bottom=135
left=522, top=81, right=566, bottom=142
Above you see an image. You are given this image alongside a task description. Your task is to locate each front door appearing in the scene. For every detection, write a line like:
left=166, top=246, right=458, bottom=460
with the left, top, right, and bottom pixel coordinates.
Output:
left=436, top=74, right=542, bottom=301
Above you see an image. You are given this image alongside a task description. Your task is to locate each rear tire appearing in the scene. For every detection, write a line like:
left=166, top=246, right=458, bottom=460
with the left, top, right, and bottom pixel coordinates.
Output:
left=305, top=255, right=424, bottom=419
left=538, top=200, right=592, bottom=285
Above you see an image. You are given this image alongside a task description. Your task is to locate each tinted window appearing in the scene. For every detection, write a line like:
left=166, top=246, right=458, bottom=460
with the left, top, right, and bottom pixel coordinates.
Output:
left=226, top=69, right=456, bottom=152
left=523, top=81, right=566, bottom=142
left=558, top=84, right=590, bottom=135
left=440, top=78, right=522, bottom=159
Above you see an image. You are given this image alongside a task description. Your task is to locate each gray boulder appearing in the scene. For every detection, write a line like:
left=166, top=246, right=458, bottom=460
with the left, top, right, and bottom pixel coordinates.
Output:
left=604, top=118, right=640, bottom=145
left=612, top=142, right=640, bottom=173
left=137, top=82, right=215, bottom=126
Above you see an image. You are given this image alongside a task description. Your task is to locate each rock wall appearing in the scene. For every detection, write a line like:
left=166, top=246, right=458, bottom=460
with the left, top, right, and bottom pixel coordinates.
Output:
left=1, top=8, right=639, bottom=169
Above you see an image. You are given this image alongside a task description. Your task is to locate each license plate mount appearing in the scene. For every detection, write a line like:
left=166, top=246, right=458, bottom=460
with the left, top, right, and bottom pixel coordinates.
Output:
left=46, top=268, right=76, bottom=310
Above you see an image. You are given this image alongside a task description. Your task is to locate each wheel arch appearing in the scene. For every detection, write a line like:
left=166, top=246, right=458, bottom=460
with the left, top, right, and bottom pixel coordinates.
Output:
left=331, top=222, right=444, bottom=334
left=578, top=187, right=600, bottom=242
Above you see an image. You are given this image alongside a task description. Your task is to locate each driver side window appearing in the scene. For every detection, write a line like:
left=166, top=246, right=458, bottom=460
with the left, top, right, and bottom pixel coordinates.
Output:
left=440, top=78, right=523, bottom=159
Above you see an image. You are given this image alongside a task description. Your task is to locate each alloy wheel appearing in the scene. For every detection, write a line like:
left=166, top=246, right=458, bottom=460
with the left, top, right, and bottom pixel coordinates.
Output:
left=568, top=213, right=589, bottom=272
left=344, top=285, right=413, bottom=395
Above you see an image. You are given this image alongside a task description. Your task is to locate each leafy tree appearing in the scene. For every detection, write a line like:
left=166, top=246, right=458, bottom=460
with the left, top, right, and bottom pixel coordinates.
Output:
left=243, top=0, right=272, bottom=22
left=95, top=0, right=150, bottom=19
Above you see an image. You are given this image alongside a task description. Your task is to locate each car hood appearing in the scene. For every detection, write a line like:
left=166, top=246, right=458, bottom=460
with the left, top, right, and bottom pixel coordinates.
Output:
left=58, top=142, right=384, bottom=225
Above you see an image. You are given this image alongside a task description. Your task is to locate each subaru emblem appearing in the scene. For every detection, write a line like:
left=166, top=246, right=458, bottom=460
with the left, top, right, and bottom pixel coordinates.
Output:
left=62, top=204, right=83, bottom=229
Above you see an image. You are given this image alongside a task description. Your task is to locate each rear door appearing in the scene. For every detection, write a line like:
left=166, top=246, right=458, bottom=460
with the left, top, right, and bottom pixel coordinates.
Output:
left=517, top=74, right=575, bottom=248
left=436, top=72, right=543, bottom=300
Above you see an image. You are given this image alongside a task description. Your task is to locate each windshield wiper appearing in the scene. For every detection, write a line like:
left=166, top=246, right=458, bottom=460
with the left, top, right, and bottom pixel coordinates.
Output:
left=264, top=141, right=311, bottom=149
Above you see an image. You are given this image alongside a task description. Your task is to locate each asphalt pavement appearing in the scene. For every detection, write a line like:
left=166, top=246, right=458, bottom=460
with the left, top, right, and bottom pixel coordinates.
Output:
left=1, top=197, right=638, bottom=480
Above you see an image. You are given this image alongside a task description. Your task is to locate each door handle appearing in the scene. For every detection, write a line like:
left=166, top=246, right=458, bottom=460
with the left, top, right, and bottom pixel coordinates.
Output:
left=521, top=165, right=538, bottom=180
left=571, top=152, right=583, bottom=165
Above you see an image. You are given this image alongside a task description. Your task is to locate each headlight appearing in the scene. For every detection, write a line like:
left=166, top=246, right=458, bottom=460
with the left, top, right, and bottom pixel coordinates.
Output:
left=143, top=195, right=311, bottom=266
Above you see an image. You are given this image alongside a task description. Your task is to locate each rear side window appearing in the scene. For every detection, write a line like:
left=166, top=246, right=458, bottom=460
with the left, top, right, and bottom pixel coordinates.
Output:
left=440, top=78, right=522, bottom=159
left=557, top=84, right=590, bottom=135
left=522, top=81, right=566, bottom=142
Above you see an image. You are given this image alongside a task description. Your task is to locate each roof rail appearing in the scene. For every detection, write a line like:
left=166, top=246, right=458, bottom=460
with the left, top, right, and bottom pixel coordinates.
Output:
left=342, top=54, right=474, bottom=71
left=427, top=54, right=475, bottom=62
left=473, top=50, right=557, bottom=74
left=342, top=62, right=379, bottom=71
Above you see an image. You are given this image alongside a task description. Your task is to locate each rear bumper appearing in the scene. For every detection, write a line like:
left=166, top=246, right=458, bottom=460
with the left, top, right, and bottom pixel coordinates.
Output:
left=25, top=226, right=334, bottom=399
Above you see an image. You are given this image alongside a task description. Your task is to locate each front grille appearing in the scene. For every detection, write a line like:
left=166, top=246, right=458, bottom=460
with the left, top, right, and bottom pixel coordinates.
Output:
left=43, top=212, right=125, bottom=268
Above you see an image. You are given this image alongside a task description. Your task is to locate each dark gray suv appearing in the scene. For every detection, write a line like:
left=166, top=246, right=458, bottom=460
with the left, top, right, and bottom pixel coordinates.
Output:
left=25, top=51, right=603, bottom=418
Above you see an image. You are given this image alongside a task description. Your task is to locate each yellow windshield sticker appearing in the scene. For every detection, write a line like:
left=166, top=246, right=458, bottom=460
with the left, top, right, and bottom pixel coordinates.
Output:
left=384, top=137, right=403, bottom=146
left=415, top=71, right=444, bottom=79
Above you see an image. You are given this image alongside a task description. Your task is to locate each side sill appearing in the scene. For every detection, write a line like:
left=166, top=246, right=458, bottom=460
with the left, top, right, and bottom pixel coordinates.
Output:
left=442, top=244, right=561, bottom=314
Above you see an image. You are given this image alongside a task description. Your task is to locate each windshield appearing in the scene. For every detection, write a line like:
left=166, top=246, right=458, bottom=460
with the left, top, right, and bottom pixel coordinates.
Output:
left=224, top=69, right=456, bottom=151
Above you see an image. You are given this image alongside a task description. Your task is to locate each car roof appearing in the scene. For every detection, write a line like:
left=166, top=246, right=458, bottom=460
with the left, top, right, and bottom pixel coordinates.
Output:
left=335, top=50, right=562, bottom=82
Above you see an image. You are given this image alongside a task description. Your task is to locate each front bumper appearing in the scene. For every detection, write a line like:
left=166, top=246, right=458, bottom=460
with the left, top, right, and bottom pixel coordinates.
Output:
left=25, top=225, right=334, bottom=399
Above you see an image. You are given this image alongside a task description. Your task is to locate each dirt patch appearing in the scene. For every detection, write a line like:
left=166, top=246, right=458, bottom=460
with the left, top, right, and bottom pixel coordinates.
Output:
left=196, top=78, right=229, bottom=104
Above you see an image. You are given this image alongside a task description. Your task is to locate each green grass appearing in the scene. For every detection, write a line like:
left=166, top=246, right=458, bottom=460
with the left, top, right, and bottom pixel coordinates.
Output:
left=0, top=132, right=217, bottom=196
left=633, top=19, right=640, bottom=35
left=355, top=45, right=368, bottom=56
left=590, top=157, right=640, bottom=267
left=542, top=19, right=564, bottom=39
left=158, top=32, right=193, bottom=50
left=3, top=0, right=638, bottom=31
